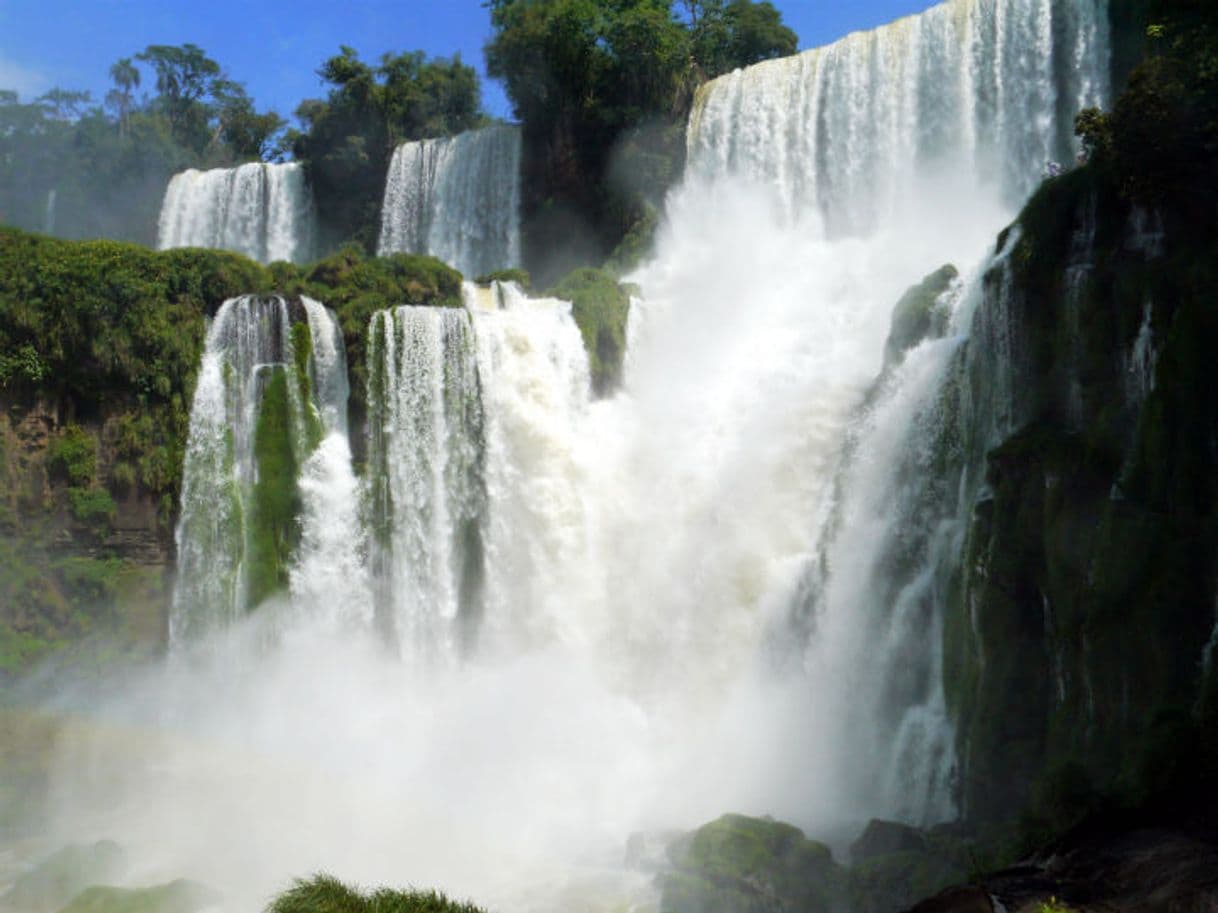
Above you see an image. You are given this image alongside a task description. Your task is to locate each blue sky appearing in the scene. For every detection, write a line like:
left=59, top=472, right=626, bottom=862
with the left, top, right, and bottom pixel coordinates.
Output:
left=0, top=1, right=935, bottom=122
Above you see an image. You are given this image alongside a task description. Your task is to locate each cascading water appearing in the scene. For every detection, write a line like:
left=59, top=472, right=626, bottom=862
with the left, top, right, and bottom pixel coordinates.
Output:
left=377, top=124, right=522, bottom=277
left=157, top=162, right=315, bottom=264
left=38, top=1, right=1112, bottom=910
left=687, top=0, right=1109, bottom=234
left=365, top=304, right=487, bottom=660
left=170, top=295, right=363, bottom=643
left=43, top=188, right=56, bottom=235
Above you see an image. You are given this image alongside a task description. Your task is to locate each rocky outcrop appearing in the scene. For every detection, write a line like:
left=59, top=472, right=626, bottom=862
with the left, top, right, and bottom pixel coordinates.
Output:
left=940, top=167, right=1218, bottom=823
left=659, top=815, right=845, bottom=913
left=906, top=823, right=1218, bottom=913
left=0, top=396, right=173, bottom=675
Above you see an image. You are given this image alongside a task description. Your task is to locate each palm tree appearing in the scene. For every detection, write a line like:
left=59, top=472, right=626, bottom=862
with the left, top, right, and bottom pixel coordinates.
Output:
left=108, top=57, right=140, bottom=136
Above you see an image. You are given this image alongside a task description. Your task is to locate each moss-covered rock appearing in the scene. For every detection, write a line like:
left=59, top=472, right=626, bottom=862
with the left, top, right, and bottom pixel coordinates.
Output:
left=246, top=367, right=301, bottom=609
left=1, top=841, right=127, bottom=912
left=940, top=153, right=1218, bottom=827
left=547, top=267, right=631, bottom=397
left=883, top=265, right=957, bottom=369
left=660, top=814, right=844, bottom=913
left=474, top=268, right=531, bottom=289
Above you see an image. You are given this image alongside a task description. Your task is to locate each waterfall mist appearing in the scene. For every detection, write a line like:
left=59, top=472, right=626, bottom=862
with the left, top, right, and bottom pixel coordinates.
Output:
left=21, top=1, right=1111, bottom=911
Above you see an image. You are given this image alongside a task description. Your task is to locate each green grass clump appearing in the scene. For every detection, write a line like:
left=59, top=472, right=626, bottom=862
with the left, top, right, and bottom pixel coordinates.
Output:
left=267, top=874, right=486, bottom=913
left=48, top=426, right=97, bottom=486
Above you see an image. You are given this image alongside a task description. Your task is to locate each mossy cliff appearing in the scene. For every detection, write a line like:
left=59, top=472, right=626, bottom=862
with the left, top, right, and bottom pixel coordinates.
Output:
left=937, top=161, right=1218, bottom=827
left=0, top=229, right=462, bottom=676
left=0, top=229, right=269, bottom=676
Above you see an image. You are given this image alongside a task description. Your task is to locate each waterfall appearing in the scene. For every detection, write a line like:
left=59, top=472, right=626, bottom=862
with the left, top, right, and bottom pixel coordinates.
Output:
left=365, top=304, right=487, bottom=660
left=43, top=188, right=56, bottom=235
left=170, top=295, right=362, bottom=643
left=363, top=281, right=591, bottom=661
left=688, top=0, right=1110, bottom=234
left=377, top=125, right=522, bottom=277
left=157, top=162, right=314, bottom=264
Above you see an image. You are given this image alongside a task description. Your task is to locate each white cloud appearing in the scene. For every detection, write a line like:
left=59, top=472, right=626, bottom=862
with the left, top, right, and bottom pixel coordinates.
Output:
left=0, top=54, right=49, bottom=100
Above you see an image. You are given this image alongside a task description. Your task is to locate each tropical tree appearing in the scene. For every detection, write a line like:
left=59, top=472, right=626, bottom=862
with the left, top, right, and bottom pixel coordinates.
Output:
left=290, top=47, right=484, bottom=250
left=106, top=57, right=140, bottom=136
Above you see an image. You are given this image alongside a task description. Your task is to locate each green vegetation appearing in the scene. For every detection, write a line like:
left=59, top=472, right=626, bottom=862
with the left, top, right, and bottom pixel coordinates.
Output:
left=266, top=875, right=485, bottom=913
left=246, top=368, right=301, bottom=608
left=290, top=321, right=324, bottom=452
left=473, top=268, right=531, bottom=289
left=660, top=814, right=843, bottom=913
left=548, top=267, right=632, bottom=396
left=883, top=264, right=957, bottom=369
left=0, top=44, right=283, bottom=245
left=0, top=226, right=270, bottom=511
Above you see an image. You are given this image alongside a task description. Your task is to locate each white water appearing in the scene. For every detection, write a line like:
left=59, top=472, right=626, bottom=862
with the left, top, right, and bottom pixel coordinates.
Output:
left=157, top=162, right=314, bottom=264
left=43, top=188, right=56, bottom=235
left=378, top=125, right=522, bottom=277
left=688, top=0, right=1109, bottom=234
left=33, top=2, right=1111, bottom=910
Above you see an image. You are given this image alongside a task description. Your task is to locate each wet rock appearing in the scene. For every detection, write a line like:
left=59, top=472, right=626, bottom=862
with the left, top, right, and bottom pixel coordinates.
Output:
left=659, top=813, right=845, bottom=913
left=851, top=820, right=930, bottom=863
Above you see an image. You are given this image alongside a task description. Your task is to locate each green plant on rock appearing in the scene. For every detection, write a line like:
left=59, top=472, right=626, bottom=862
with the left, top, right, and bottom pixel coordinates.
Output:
left=48, top=426, right=98, bottom=486
left=266, top=874, right=486, bottom=913
left=548, top=267, right=631, bottom=396
left=245, top=367, right=301, bottom=609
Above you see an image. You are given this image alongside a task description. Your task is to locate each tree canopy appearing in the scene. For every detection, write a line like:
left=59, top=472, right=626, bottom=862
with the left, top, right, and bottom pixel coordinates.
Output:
left=0, top=43, right=285, bottom=244
left=483, top=0, right=797, bottom=282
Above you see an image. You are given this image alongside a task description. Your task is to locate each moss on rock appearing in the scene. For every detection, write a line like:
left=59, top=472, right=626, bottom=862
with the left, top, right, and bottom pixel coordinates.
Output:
left=246, top=367, right=301, bottom=609
left=660, top=814, right=844, bottom=913
left=883, top=264, right=958, bottom=369
left=548, top=267, right=631, bottom=397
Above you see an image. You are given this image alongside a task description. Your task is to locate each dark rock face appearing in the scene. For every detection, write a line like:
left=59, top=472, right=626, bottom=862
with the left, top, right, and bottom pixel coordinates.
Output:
left=905, top=826, right=1218, bottom=913
left=1, top=397, right=173, bottom=676
left=851, top=820, right=930, bottom=863
left=930, top=168, right=1218, bottom=823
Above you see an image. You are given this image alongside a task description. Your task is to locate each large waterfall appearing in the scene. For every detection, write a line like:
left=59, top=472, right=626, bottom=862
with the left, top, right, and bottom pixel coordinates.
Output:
left=377, top=124, right=522, bottom=277
left=157, top=162, right=315, bottom=264
left=689, top=0, right=1109, bottom=234
left=42, top=2, right=1112, bottom=911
